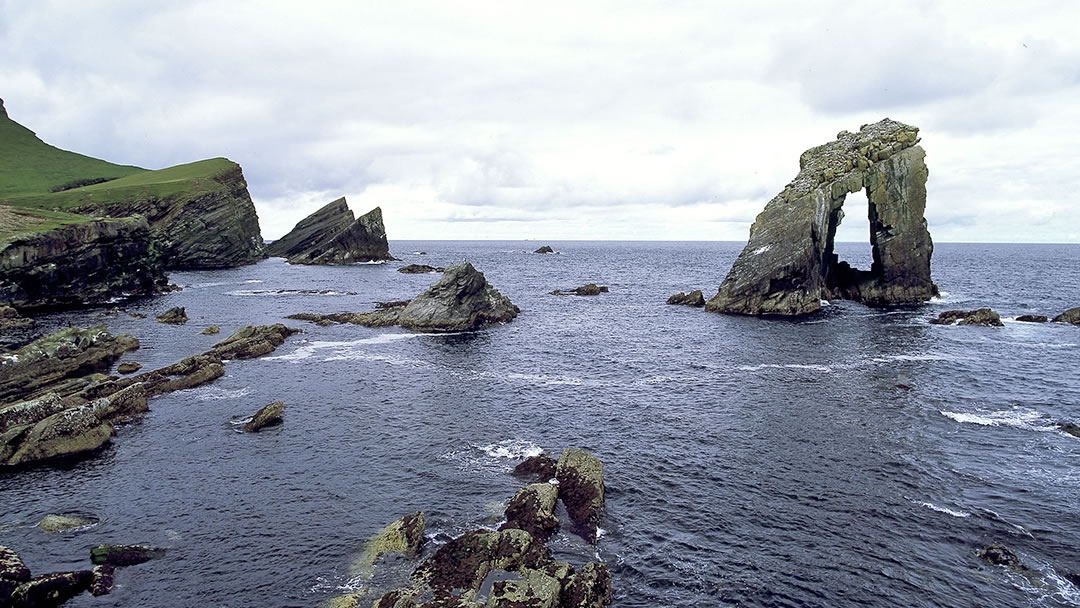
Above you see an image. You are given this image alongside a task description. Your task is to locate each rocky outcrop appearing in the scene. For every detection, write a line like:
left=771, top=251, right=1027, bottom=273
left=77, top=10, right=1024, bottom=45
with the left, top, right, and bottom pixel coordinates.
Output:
left=0, top=306, right=33, bottom=329
left=155, top=306, right=188, bottom=324
left=667, top=290, right=705, bottom=307
left=201, top=325, right=220, bottom=335
left=398, top=264, right=444, bottom=274
left=552, top=284, right=608, bottom=296
left=350, top=512, right=426, bottom=578
left=0, top=326, right=139, bottom=406
left=242, top=401, right=283, bottom=432
left=707, top=119, right=937, bottom=315
left=535, top=246, right=555, bottom=254
left=1016, top=315, right=1049, bottom=323
left=289, top=263, right=518, bottom=332
left=1, top=545, right=31, bottom=604
left=210, top=324, right=301, bottom=360
left=267, top=198, right=393, bottom=264
left=7, top=570, right=93, bottom=607
left=513, top=454, right=558, bottom=481
left=1053, top=306, right=1080, bottom=325
left=0, top=217, right=168, bottom=311
left=561, top=562, right=613, bottom=608
left=556, top=449, right=606, bottom=544
left=500, top=483, right=560, bottom=541
left=73, top=160, right=267, bottom=269
left=116, top=361, right=142, bottom=374
left=929, top=308, right=1003, bottom=326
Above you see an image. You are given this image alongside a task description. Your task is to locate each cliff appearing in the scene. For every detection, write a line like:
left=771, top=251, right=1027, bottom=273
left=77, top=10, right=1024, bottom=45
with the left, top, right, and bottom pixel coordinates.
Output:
left=268, top=198, right=392, bottom=264
left=706, top=119, right=937, bottom=316
left=0, top=217, right=167, bottom=311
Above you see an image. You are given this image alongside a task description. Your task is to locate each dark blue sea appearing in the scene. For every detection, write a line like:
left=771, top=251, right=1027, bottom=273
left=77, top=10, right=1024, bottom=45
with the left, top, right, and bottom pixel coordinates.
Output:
left=2, top=241, right=1079, bottom=607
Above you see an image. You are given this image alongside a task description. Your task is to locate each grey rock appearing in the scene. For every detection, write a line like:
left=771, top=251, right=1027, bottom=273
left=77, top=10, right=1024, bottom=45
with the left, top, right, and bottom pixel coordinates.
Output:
left=552, top=284, right=608, bottom=296
left=1052, top=306, right=1080, bottom=325
left=707, top=119, right=936, bottom=315
left=267, top=198, right=393, bottom=264
left=666, top=290, right=705, bottom=306
left=398, top=264, right=444, bottom=274
left=4, top=403, right=113, bottom=466
left=38, top=514, right=98, bottom=533
left=534, top=245, right=555, bottom=254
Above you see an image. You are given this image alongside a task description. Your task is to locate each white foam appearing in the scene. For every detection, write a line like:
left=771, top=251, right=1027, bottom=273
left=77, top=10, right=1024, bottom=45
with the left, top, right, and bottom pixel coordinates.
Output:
left=872, top=353, right=965, bottom=363
left=192, top=386, right=252, bottom=401
left=479, top=439, right=543, bottom=460
left=738, top=363, right=833, bottom=372
left=916, top=501, right=971, bottom=518
left=264, top=335, right=421, bottom=362
left=226, top=289, right=356, bottom=296
left=244, top=279, right=264, bottom=283
left=505, top=372, right=584, bottom=386
left=356, top=260, right=387, bottom=265
left=940, top=408, right=1057, bottom=432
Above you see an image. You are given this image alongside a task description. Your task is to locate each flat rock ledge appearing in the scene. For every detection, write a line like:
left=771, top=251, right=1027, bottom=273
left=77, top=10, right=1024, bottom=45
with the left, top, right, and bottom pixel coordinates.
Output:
left=551, top=284, right=608, bottom=296
left=288, top=262, right=519, bottom=332
left=929, top=308, right=1003, bottom=327
left=398, top=264, right=445, bottom=274
left=708, top=119, right=937, bottom=316
left=332, top=447, right=611, bottom=608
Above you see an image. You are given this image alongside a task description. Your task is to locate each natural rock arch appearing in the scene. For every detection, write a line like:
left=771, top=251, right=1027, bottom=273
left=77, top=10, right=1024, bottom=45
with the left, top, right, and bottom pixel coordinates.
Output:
left=706, top=119, right=937, bottom=315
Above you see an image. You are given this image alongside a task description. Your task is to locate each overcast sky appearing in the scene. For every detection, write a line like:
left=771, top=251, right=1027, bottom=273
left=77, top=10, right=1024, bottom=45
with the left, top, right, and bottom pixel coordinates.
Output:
left=2, top=1, right=1078, bottom=242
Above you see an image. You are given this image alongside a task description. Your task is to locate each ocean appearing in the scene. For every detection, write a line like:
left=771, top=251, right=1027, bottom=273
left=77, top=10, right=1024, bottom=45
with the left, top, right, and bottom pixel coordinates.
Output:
left=2, top=240, right=1078, bottom=607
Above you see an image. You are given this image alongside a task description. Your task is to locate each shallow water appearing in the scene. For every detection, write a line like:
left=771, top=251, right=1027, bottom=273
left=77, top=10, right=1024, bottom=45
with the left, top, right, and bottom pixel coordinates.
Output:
left=2, top=241, right=1079, bottom=607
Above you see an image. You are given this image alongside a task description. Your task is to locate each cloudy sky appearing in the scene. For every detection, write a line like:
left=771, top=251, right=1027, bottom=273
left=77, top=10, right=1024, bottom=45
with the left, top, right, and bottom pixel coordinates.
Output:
left=2, top=1, right=1078, bottom=242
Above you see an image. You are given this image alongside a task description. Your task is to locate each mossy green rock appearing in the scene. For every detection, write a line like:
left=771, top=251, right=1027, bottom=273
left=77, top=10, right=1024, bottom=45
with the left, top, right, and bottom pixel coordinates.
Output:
left=155, top=306, right=188, bottom=324
left=499, top=483, right=559, bottom=541
left=556, top=448, right=605, bottom=544
left=242, top=401, right=284, bottom=432
left=351, top=512, right=425, bottom=578
left=560, top=562, right=613, bottom=608
left=116, top=361, right=142, bottom=374
left=1, top=545, right=31, bottom=604
left=200, top=325, right=220, bottom=335
left=210, top=324, right=301, bottom=360
left=489, top=567, right=562, bottom=608
left=38, top=514, right=97, bottom=533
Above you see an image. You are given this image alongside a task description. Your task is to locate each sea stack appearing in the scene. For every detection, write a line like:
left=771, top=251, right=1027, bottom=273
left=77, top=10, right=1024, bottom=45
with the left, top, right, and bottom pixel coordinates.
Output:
left=706, top=119, right=937, bottom=316
left=266, top=197, right=393, bottom=264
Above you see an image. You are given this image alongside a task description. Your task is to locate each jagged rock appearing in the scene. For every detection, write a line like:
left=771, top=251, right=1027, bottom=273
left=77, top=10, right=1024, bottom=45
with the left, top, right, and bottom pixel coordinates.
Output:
left=8, top=570, right=93, bottom=607
left=267, top=198, right=394, bottom=264
left=0, top=217, right=169, bottom=311
left=155, top=306, right=188, bottom=324
left=200, top=325, right=220, bottom=335
left=0, top=326, right=139, bottom=406
left=398, top=264, right=445, bottom=274
left=490, top=567, right=562, bottom=608
left=666, top=290, right=705, bottom=307
left=534, top=246, right=555, bottom=254
left=929, top=308, right=1003, bottom=327
left=1058, top=422, right=1080, bottom=438
left=351, top=512, right=426, bottom=578
left=556, top=448, right=605, bottom=544
left=560, top=562, right=613, bottom=608
left=551, top=284, right=608, bottom=296
left=116, top=361, right=142, bottom=374
left=0, top=545, right=31, bottom=604
left=38, top=514, right=97, bottom=533
left=210, top=324, right=301, bottom=360
left=979, top=544, right=1021, bottom=568
left=410, top=528, right=553, bottom=603
left=90, top=544, right=166, bottom=567
left=1052, top=307, right=1080, bottom=325
left=89, top=565, right=115, bottom=596
left=707, top=119, right=937, bottom=316
left=499, top=483, right=560, bottom=541
left=1016, top=315, right=1049, bottom=323
left=242, top=401, right=284, bottom=432
left=0, top=306, right=32, bottom=329
left=513, top=454, right=558, bottom=481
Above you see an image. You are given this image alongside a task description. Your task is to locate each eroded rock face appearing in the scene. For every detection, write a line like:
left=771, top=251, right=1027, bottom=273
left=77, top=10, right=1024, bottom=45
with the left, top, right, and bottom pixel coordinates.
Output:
left=267, top=198, right=393, bottom=264
left=707, top=119, right=937, bottom=316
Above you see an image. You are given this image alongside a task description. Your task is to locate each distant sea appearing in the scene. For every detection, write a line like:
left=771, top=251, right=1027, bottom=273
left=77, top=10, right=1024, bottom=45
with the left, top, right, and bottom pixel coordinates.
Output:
left=2, top=241, right=1078, bottom=607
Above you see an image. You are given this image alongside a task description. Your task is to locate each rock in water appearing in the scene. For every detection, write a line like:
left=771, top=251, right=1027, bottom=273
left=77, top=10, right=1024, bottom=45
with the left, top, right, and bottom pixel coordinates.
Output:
left=116, top=361, right=142, bottom=374
left=155, top=307, right=188, bottom=324
left=513, top=454, right=558, bottom=481
left=551, top=284, right=608, bottom=296
left=200, top=325, right=220, bottom=335
left=266, top=198, right=393, bottom=264
left=1058, top=422, right=1080, bottom=438
left=1015, top=315, right=1049, bottom=323
left=8, top=570, right=93, bottom=607
left=1052, top=306, right=1080, bottom=325
left=666, top=290, right=705, bottom=307
left=556, top=448, right=605, bottom=544
left=90, top=544, right=166, bottom=567
left=560, top=562, right=613, bottom=608
left=707, top=119, right=937, bottom=315
left=242, top=401, right=283, bottom=432
left=534, top=245, right=555, bottom=254
left=38, top=514, right=97, bottom=532
left=210, top=324, right=301, bottom=360
left=0, top=306, right=33, bottom=329
left=1, top=545, right=31, bottom=604
left=929, top=308, right=1003, bottom=327
left=351, top=512, right=425, bottom=577
left=397, top=264, right=444, bottom=274
left=499, top=483, right=560, bottom=541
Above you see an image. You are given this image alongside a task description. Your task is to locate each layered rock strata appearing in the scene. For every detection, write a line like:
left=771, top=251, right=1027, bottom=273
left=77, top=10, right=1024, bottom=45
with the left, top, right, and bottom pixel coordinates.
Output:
left=267, top=198, right=393, bottom=264
left=707, top=119, right=937, bottom=315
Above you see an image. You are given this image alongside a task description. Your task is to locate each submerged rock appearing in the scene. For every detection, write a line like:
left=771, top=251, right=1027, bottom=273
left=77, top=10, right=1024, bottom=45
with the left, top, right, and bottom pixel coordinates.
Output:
left=1052, top=306, right=1080, bottom=325
left=929, top=308, right=1003, bottom=327
left=398, top=264, right=444, bottom=274
left=267, top=198, right=394, bottom=264
left=556, top=448, right=605, bottom=544
left=242, top=401, right=283, bottom=432
left=1016, top=314, right=1049, bottom=323
left=534, top=245, right=555, bottom=254
left=90, top=544, right=166, bottom=567
left=1058, top=422, right=1080, bottom=438
left=552, top=284, right=608, bottom=296
left=155, top=307, right=188, bottom=324
left=666, top=290, right=705, bottom=307
left=707, top=119, right=936, bottom=315
left=38, top=514, right=97, bottom=533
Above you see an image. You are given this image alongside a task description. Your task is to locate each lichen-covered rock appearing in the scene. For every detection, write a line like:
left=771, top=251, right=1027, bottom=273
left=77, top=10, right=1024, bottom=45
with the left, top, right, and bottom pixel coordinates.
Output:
left=104, top=354, right=224, bottom=398
left=268, top=198, right=393, bottom=264
left=0, top=545, right=31, bottom=604
left=412, top=528, right=551, bottom=603
left=499, top=483, right=559, bottom=541
left=242, top=401, right=284, bottom=432
left=38, top=514, right=98, bottom=533
left=1015, top=315, right=1049, bottom=323
left=7, top=570, right=93, bottom=607
left=560, top=562, right=612, bottom=608
left=666, top=290, right=705, bottom=307
left=200, top=324, right=220, bottom=335
left=489, top=567, right=562, bottom=608
left=351, top=512, right=425, bottom=578
left=116, top=361, right=142, bottom=374
left=512, top=454, right=558, bottom=481
left=0, top=394, right=65, bottom=433
left=0, top=217, right=169, bottom=311
left=210, top=324, right=301, bottom=360
left=556, top=448, right=605, bottom=544
left=929, top=308, right=1003, bottom=327
left=0, top=326, right=138, bottom=406
left=1052, top=306, right=1080, bottom=325
left=3, top=403, right=113, bottom=466
left=155, top=306, right=188, bottom=324
left=552, top=284, right=608, bottom=296
left=707, top=119, right=936, bottom=316
left=90, top=544, right=166, bottom=567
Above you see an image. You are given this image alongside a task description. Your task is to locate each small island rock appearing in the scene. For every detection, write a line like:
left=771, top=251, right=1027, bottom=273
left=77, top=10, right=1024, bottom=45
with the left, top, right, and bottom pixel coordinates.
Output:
left=534, top=245, right=555, bottom=254
left=552, top=284, right=608, bottom=296
left=513, top=454, right=558, bottom=481
left=398, top=264, right=445, bottom=274
left=1015, top=315, right=1049, bottom=323
left=155, top=307, right=188, bottom=324
left=267, top=198, right=394, bottom=264
left=556, top=448, right=605, bottom=544
left=38, top=514, right=97, bottom=533
left=242, top=401, right=284, bottom=432
left=200, top=325, right=220, bottom=335
left=667, top=290, right=706, bottom=307
left=929, top=308, right=1003, bottom=327
left=90, top=544, right=166, bottom=567
left=1052, top=306, right=1080, bottom=325
left=1058, top=422, right=1080, bottom=438
left=499, top=483, right=560, bottom=541
left=8, top=570, right=93, bottom=607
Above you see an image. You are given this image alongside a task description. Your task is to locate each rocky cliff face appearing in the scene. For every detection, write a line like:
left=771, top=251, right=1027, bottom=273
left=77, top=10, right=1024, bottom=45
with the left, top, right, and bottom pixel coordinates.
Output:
left=73, top=163, right=266, bottom=269
left=0, top=217, right=167, bottom=311
left=267, top=198, right=392, bottom=264
left=706, top=119, right=937, bottom=315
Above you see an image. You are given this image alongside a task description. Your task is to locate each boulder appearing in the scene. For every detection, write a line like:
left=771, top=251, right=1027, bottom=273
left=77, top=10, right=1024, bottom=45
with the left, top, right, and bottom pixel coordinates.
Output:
left=0, top=546, right=31, bottom=604
left=534, top=246, right=555, bottom=254
left=707, top=119, right=936, bottom=315
left=7, top=570, right=93, bottom=607
left=116, top=361, right=142, bottom=374
left=155, top=307, right=188, bottom=324
left=1015, top=315, right=1049, bottom=323
left=560, top=562, right=613, bottom=608
left=200, top=325, right=220, bottom=335
left=552, top=284, right=609, bottom=296
left=499, top=483, right=560, bottom=541
left=242, top=401, right=284, bottom=432
left=666, top=290, right=706, bottom=307
left=1052, top=306, right=1080, bottom=325
left=398, top=264, right=445, bottom=274
left=38, top=514, right=97, bottom=533
left=267, top=198, right=394, bottom=264
left=90, top=544, right=166, bottom=567
left=1058, top=422, right=1080, bottom=438
left=556, top=448, right=605, bottom=543
left=0, top=326, right=139, bottom=406
left=0, top=306, right=32, bottom=330
left=929, top=308, right=1003, bottom=327
left=512, top=454, right=558, bottom=481
left=351, top=512, right=425, bottom=577
left=210, top=324, right=301, bottom=359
